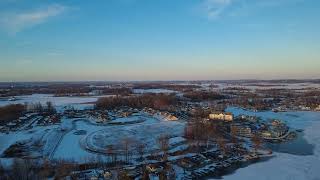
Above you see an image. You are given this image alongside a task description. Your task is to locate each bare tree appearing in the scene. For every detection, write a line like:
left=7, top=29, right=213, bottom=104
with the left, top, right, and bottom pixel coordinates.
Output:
left=39, top=158, right=53, bottom=179
left=137, top=142, right=146, bottom=162
left=122, top=137, right=133, bottom=164
left=141, top=165, right=150, bottom=180
left=157, top=134, right=169, bottom=161
left=217, top=137, right=227, bottom=156
left=106, top=145, right=116, bottom=165
left=230, top=125, right=239, bottom=144
left=10, top=159, right=41, bottom=180
left=251, top=134, right=262, bottom=152
left=117, top=169, right=131, bottom=180
left=0, top=160, right=5, bottom=178
left=54, top=160, right=75, bottom=179
left=46, top=101, right=56, bottom=115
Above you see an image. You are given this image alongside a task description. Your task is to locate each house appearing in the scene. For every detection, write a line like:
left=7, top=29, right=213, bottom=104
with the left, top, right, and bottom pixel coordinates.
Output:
left=270, top=119, right=282, bottom=126
left=120, top=111, right=132, bottom=117
left=261, top=131, right=272, bottom=138
left=88, top=90, right=103, bottom=96
left=231, top=124, right=253, bottom=137
left=7, top=122, right=17, bottom=128
left=238, top=114, right=258, bottom=122
left=166, top=114, right=178, bottom=121
left=209, top=112, right=233, bottom=121
left=103, top=171, right=112, bottom=179
left=146, top=164, right=162, bottom=173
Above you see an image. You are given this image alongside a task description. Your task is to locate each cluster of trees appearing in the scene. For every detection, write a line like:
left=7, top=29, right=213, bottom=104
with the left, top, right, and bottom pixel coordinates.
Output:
left=223, top=87, right=250, bottom=91
left=0, top=104, right=26, bottom=125
left=184, top=118, right=264, bottom=156
left=293, top=96, right=320, bottom=109
left=255, top=89, right=295, bottom=98
left=183, top=91, right=226, bottom=102
left=0, top=158, right=108, bottom=180
left=0, top=89, right=33, bottom=97
left=133, top=83, right=201, bottom=91
left=95, top=94, right=178, bottom=110
left=103, top=134, right=175, bottom=180
left=0, top=83, right=93, bottom=97
left=230, top=96, right=276, bottom=111
left=184, top=119, right=230, bottom=154
left=0, top=157, right=133, bottom=179
left=103, top=134, right=170, bottom=165
left=294, top=90, right=320, bottom=109
left=27, top=101, right=57, bottom=115
left=0, top=83, right=133, bottom=97
left=0, top=158, right=54, bottom=180
left=190, top=108, right=212, bottom=118
left=0, top=102, right=57, bottom=125
left=101, top=88, right=132, bottom=96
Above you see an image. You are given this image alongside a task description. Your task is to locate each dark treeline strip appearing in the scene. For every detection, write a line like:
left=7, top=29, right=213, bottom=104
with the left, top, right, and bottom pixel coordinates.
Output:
left=183, top=91, right=226, bottom=102
left=0, top=102, right=57, bottom=125
left=95, top=93, right=178, bottom=110
left=133, top=83, right=201, bottom=91
left=0, top=104, right=26, bottom=125
left=0, top=86, right=132, bottom=97
left=101, top=88, right=132, bottom=96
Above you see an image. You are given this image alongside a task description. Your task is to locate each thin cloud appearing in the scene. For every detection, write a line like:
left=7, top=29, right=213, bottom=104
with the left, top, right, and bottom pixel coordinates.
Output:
left=201, top=0, right=232, bottom=20
left=0, top=4, right=67, bottom=34
left=199, top=0, right=306, bottom=20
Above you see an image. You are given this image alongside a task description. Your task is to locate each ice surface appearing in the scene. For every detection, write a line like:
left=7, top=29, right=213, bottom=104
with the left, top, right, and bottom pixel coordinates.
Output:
left=222, top=108, right=320, bottom=180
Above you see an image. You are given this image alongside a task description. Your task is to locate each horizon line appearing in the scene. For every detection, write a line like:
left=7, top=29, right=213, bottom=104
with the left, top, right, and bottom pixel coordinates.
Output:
left=0, top=78, right=320, bottom=84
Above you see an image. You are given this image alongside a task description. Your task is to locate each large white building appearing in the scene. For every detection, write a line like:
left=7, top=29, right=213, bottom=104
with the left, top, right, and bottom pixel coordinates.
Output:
left=209, top=112, right=233, bottom=121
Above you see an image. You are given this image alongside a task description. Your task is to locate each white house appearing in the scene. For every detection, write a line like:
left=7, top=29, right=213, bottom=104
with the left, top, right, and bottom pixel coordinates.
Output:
left=209, top=112, right=233, bottom=121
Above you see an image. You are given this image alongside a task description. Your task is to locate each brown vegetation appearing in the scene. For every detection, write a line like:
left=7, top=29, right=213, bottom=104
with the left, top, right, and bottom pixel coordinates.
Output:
left=0, top=104, right=26, bottom=125
left=183, top=91, right=226, bottom=102
left=95, top=94, right=178, bottom=110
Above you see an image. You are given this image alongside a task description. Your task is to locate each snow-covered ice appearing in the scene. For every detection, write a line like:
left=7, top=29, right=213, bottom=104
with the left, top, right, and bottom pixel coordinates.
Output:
left=221, top=108, right=320, bottom=180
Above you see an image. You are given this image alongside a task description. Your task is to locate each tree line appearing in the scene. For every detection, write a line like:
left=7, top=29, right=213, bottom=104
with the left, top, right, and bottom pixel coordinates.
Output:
left=183, top=91, right=226, bottom=102
left=0, top=104, right=25, bottom=125
left=95, top=93, right=178, bottom=111
left=0, top=102, right=57, bottom=125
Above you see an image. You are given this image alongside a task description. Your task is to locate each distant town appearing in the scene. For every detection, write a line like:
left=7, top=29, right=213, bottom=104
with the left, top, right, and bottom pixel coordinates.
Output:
left=0, top=80, right=319, bottom=179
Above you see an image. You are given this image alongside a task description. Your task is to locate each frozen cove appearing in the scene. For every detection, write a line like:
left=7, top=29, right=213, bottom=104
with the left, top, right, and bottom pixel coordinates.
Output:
left=222, top=108, right=320, bottom=180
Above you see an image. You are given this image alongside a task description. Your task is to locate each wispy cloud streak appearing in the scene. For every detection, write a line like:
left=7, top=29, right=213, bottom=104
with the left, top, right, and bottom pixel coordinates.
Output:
left=0, top=4, right=67, bottom=33
left=201, top=0, right=232, bottom=19
left=199, top=0, right=306, bottom=20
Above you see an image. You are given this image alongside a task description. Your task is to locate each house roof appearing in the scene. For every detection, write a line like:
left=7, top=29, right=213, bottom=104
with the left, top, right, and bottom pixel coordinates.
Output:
left=210, top=112, right=233, bottom=115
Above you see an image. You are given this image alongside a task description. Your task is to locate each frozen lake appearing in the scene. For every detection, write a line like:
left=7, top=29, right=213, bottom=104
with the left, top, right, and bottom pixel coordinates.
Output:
left=222, top=108, right=320, bottom=180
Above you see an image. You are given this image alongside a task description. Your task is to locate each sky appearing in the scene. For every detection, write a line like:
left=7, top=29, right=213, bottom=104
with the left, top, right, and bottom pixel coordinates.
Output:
left=0, top=0, right=319, bottom=81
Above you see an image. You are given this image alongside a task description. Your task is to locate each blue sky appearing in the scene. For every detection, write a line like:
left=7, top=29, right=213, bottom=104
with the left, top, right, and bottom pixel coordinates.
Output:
left=0, top=0, right=319, bottom=81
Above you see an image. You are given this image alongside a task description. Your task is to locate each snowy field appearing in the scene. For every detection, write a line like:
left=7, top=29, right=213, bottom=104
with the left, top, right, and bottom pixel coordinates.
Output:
left=53, top=119, right=107, bottom=162
left=0, top=113, right=186, bottom=164
left=133, top=88, right=177, bottom=94
left=222, top=108, right=320, bottom=180
left=0, top=94, right=105, bottom=110
left=201, top=82, right=320, bottom=90
left=84, top=115, right=184, bottom=155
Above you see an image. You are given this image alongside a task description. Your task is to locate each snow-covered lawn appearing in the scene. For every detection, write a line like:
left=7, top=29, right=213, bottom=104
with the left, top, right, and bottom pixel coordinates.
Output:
left=53, top=119, right=107, bottom=162
left=83, top=116, right=185, bottom=155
